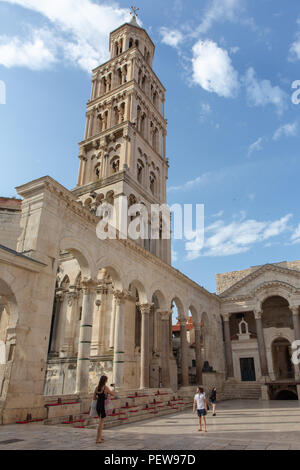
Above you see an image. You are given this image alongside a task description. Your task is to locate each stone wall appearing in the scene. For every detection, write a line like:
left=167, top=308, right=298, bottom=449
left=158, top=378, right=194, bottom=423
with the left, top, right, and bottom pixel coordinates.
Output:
left=44, top=357, right=114, bottom=396
left=0, top=200, right=22, bottom=250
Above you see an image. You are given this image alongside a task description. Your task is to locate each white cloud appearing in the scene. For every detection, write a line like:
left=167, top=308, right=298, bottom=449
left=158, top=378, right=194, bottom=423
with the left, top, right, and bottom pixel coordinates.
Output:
left=211, top=210, right=224, bottom=218
left=273, top=121, right=298, bottom=141
left=0, top=0, right=131, bottom=71
left=192, top=40, right=240, bottom=98
left=291, top=224, right=300, bottom=244
left=0, top=29, right=56, bottom=69
left=160, top=27, right=183, bottom=48
left=185, top=213, right=293, bottom=259
left=244, top=67, right=287, bottom=113
left=289, top=38, right=300, bottom=61
left=230, top=46, right=240, bottom=54
left=168, top=168, right=228, bottom=193
left=247, top=136, right=264, bottom=157
left=196, top=0, right=245, bottom=35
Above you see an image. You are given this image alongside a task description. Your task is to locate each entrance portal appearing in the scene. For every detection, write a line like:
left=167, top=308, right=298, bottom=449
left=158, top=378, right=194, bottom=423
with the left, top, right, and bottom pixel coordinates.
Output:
left=240, top=357, right=256, bottom=381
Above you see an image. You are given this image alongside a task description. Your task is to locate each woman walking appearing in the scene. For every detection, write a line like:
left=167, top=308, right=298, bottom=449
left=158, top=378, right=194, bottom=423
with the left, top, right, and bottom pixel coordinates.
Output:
left=210, top=386, right=217, bottom=416
left=94, top=375, right=115, bottom=444
left=193, top=386, right=208, bottom=432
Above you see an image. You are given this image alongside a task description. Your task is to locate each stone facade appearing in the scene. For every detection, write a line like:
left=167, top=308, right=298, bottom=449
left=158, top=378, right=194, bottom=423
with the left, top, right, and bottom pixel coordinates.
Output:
left=0, top=17, right=299, bottom=425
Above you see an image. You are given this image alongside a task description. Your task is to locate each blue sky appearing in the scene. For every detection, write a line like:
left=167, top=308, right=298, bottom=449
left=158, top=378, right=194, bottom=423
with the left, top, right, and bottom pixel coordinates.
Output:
left=1, top=0, right=300, bottom=293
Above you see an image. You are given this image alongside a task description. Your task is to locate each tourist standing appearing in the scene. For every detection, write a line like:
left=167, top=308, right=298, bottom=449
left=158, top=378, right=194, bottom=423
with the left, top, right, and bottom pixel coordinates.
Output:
left=193, top=386, right=208, bottom=432
left=210, top=386, right=217, bottom=416
left=94, top=375, right=115, bottom=444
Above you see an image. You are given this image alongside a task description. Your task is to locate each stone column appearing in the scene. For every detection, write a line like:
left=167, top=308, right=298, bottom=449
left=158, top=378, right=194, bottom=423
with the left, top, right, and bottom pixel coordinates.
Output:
left=290, top=306, right=300, bottom=377
left=194, top=321, right=202, bottom=385
left=49, top=291, right=63, bottom=353
left=254, top=310, right=269, bottom=377
left=112, top=291, right=126, bottom=389
left=109, top=294, right=117, bottom=349
left=159, top=310, right=172, bottom=388
left=61, top=288, right=79, bottom=357
left=180, top=318, right=189, bottom=387
left=75, top=279, right=97, bottom=395
left=139, top=303, right=152, bottom=389
left=223, top=313, right=234, bottom=378
left=291, top=306, right=300, bottom=341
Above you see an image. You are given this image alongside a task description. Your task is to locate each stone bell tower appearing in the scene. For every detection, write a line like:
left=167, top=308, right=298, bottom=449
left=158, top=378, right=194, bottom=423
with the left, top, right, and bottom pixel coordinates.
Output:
left=72, top=13, right=171, bottom=264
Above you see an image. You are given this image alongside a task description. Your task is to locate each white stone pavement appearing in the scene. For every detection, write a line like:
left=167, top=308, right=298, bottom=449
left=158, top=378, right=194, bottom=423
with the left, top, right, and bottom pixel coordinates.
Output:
left=1, top=400, right=300, bottom=450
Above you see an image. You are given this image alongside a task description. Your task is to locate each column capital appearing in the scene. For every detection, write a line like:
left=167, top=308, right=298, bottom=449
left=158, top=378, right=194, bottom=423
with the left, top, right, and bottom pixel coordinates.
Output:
left=157, top=310, right=172, bottom=321
left=81, top=277, right=98, bottom=293
left=138, top=303, right=153, bottom=315
left=66, top=290, right=79, bottom=307
left=113, top=290, right=126, bottom=304
left=254, top=309, right=263, bottom=320
left=55, top=288, right=65, bottom=301
left=223, top=313, right=231, bottom=322
left=290, top=306, right=299, bottom=316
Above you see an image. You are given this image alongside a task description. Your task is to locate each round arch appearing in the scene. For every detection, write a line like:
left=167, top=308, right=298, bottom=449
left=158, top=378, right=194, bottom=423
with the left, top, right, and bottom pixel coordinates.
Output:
left=254, top=282, right=295, bottom=309
left=128, top=279, right=148, bottom=304
left=59, top=236, right=96, bottom=279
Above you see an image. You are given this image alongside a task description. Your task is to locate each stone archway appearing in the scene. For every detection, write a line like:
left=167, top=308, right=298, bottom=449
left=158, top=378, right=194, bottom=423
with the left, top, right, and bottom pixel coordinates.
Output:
left=272, top=337, right=294, bottom=380
left=276, top=389, right=298, bottom=400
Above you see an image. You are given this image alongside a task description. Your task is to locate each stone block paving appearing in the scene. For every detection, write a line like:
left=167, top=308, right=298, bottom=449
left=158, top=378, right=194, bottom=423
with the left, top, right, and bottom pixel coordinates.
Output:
left=1, top=400, right=300, bottom=450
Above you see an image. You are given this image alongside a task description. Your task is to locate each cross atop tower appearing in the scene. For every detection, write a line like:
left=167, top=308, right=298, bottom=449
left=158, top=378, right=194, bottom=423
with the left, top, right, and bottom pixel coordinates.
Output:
left=130, top=6, right=139, bottom=18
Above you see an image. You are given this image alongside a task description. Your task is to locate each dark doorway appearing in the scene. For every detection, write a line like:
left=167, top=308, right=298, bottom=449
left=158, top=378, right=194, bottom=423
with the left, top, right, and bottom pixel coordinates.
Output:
left=240, top=357, right=256, bottom=381
left=276, top=390, right=298, bottom=400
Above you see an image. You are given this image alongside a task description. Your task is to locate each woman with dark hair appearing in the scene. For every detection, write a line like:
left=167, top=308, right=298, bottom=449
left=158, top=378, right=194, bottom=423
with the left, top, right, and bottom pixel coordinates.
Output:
left=210, top=386, right=217, bottom=416
left=93, top=375, right=115, bottom=443
left=193, top=386, right=208, bottom=432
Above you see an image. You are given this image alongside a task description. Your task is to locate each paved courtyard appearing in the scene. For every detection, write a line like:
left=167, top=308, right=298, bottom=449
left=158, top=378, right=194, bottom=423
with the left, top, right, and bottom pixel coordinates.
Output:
left=1, top=400, right=300, bottom=450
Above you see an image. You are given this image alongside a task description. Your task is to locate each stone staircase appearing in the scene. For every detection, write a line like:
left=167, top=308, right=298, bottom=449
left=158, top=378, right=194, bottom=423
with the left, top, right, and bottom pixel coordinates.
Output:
left=218, top=382, right=262, bottom=401
left=43, top=389, right=194, bottom=429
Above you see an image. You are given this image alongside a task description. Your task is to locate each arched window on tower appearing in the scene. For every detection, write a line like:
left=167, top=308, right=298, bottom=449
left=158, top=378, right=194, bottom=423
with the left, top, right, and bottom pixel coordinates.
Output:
left=137, top=160, right=144, bottom=184
left=117, top=68, right=122, bottom=86
left=111, top=157, right=120, bottom=175
left=114, top=41, right=119, bottom=57
left=94, top=163, right=101, bottom=181
left=150, top=172, right=156, bottom=195
left=129, top=38, right=133, bottom=49
left=136, top=105, right=141, bottom=129
left=113, top=106, right=119, bottom=126
left=152, top=127, right=158, bottom=152
left=140, top=113, right=146, bottom=137
left=138, top=69, right=142, bottom=86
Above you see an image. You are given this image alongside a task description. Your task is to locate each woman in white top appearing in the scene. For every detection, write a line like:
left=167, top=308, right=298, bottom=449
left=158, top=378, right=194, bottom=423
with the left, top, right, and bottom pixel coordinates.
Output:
left=193, top=386, right=208, bottom=432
